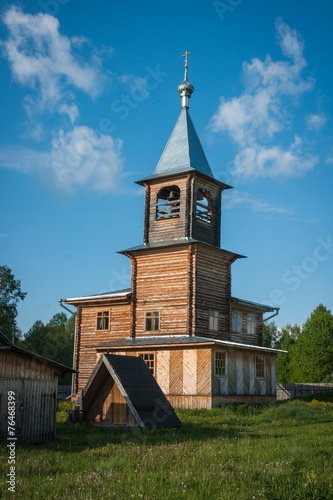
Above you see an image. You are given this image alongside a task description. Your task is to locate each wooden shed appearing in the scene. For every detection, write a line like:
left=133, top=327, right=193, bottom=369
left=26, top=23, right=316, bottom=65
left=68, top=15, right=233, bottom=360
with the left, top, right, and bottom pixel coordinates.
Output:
left=77, top=354, right=182, bottom=428
left=0, top=331, right=75, bottom=444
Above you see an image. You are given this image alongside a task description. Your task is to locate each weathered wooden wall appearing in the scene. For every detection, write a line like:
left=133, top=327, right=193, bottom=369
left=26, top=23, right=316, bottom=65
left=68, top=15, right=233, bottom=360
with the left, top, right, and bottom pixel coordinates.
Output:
left=211, top=347, right=276, bottom=401
left=192, top=175, right=222, bottom=248
left=229, top=309, right=263, bottom=346
left=195, top=244, right=232, bottom=339
left=96, top=347, right=213, bottom=409
left=0, top=351, right=58, bottom=443
left=146, top=175, right=189, bottom=243
left=83, top=363, right=137, bottom=427
left=134, top=246, right=190, bottom=336
left=75, top=301, right=131, bottom=392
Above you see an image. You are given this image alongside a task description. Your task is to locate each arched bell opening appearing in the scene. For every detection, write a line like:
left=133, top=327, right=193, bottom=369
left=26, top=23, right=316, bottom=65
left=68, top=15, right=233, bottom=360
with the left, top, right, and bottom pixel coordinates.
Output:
left=156, top=185, right=181, bottom=220
left=196, top=188, right=212, bottom=223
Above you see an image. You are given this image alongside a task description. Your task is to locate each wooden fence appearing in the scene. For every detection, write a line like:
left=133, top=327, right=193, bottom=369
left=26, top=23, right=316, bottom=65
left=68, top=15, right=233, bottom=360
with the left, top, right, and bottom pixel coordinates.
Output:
left=276, top=383, right=333, bottom=400
left=57, top=385, right=72, bottom=401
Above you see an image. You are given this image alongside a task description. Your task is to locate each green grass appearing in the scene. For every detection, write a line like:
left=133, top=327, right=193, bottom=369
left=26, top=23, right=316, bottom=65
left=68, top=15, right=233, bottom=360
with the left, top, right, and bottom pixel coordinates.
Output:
left=1, top=394, right=333, bottom=499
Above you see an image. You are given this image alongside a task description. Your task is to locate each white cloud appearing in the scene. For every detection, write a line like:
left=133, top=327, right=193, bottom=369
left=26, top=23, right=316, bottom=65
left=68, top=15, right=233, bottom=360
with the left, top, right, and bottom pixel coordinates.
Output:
left=51, top=126, right=124, bottom=193
left=306, top=113, right=327, bottom=131
left=0, top=126, right=125, bottom=194
left=231, top=143, right=318, bottom=180
left=209, top=18, right=317, bottom=180
left=224, top=190, right=295, bottom=215
left=59, top=103, right=79, bottom=124
left=1, top=6, right=105, bottom=112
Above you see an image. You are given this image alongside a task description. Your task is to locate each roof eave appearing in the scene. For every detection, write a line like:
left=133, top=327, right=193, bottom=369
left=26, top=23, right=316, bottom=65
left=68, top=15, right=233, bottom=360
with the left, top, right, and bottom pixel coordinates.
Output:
left=135, top=168, right=233, bottom=190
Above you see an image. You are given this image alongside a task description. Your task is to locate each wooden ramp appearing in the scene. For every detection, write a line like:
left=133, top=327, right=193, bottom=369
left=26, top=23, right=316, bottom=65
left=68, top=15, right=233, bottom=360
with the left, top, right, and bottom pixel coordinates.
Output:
left=80, top=354, right=182, bottom=428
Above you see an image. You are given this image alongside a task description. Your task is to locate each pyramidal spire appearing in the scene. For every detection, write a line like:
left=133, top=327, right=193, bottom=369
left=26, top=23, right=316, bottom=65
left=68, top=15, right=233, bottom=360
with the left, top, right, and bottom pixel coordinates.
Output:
left=136, top=51, right=215, bottom=184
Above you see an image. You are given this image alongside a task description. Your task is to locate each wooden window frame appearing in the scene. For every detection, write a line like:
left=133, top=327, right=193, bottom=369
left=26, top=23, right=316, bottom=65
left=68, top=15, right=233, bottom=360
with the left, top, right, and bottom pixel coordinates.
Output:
left=209, top=309, right=219, bottom=332
left=247, top=315, right=256, bottom=335
left=96, top=310, right=110, bottom=331
left=145, top=310, right=160, bottom=332
left=215, top=351, right=226, bottom=377
left=139, top=352, right=156, bottom=376
left=255, top=355, right=265, bottom=379
left=232, top=312, right=241, bottom=333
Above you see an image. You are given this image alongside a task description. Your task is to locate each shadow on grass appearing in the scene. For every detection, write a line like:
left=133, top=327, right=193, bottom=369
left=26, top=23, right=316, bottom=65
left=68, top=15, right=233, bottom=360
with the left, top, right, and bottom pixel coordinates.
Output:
left=9, top=392, right=332, bottom=453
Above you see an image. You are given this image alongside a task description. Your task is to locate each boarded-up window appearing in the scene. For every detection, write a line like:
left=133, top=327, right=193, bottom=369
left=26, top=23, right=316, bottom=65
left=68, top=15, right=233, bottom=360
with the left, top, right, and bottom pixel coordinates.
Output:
left=145, top=311, right=160, bottom=332
left=156, top=185, right=180, bottom=220
left=255, top=356, right=265, bottom=378
left=247, top=315, right=255, bottom=334
left=232, top=312, right=241, bottom=332
left=139, top=353, right=155, bottom=375
left=215, top=352, right=226, bottom=376
left=96, top=311, right=109, bottom=330
left=209, top=309, right=219, bottom=332
left=196, top=188, right=212, bottom=224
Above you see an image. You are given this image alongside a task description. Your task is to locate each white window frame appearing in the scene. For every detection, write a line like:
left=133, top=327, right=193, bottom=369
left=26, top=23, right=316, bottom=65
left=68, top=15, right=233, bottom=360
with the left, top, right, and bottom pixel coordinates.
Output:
left=247, top=315, right=256, bottom=335
left=209, top=309, right=219, bottom=332
left=232, top=312, right=241, bottom=333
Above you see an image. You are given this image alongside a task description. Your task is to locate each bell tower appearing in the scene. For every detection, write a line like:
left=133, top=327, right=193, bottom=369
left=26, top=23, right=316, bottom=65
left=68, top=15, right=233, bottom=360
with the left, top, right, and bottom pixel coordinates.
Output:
left=136, top=52, right=231, bottom=248
left=121, top=52, right=242, bottom=341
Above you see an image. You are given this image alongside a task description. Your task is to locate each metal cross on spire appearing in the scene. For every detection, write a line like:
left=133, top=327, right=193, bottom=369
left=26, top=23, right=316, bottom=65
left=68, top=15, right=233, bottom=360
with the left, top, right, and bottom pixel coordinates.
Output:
left=182, top=50, right=192, bottom=80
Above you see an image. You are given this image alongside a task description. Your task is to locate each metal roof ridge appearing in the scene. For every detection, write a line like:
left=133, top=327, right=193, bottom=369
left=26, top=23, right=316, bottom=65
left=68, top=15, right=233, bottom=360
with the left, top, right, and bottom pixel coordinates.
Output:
left=194, top=335, right=287, bottom=354
left=66, top=289, right=131, bottom=302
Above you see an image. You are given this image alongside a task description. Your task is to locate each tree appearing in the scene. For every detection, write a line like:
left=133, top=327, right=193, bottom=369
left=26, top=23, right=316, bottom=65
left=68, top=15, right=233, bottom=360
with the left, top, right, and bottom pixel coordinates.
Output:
left=0, top=265, right=27, bottom=342
left=22, top=312, right=75, bottom=383
left=276, top=334, right=296, bottom=383
left=263, top=321, right=278, bottom=348
left=290, top=304, right=333, bottom=383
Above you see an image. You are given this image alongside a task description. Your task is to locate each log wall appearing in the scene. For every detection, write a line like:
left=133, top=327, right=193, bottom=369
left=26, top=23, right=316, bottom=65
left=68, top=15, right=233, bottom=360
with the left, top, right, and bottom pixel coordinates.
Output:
left=230, top=309, right=263, bottom=346
left=134, top=246, right=190, bottom=336
left=75, top=301, right=131, bottom=392
left=192, top=176, right=222, bottom=247
left=195, top=244, right=232, bottom=339
left=147, top=176, right=189, bottom=243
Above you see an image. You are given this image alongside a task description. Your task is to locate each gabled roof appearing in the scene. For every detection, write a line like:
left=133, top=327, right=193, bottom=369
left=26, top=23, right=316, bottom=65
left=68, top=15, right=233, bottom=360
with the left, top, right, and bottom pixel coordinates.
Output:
left=0, top=330, right=76, bottom=373
left=81, top=354, right=182, bottom=428
left=136, top=108, right=224, bottom=184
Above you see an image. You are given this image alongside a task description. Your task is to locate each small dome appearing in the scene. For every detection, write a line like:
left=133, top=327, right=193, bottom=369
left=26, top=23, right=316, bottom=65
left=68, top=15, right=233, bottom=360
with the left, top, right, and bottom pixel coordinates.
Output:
left=177, top=79, right=194, bottom=95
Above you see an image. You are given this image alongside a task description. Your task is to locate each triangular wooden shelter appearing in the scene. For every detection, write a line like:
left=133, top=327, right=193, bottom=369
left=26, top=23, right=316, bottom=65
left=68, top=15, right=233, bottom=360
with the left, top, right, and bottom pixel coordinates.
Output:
left=78, top=354, right=182, bottom=428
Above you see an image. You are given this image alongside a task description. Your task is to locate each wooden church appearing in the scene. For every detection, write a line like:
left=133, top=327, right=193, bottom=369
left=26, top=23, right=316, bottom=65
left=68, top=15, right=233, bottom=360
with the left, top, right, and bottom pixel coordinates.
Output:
left=65, top=53, right=282, bottom=410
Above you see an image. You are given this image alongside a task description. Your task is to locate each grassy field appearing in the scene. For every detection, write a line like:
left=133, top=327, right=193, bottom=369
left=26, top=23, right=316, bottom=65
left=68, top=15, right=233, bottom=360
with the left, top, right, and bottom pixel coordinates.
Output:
left=1, top=393, right=332, bottom=499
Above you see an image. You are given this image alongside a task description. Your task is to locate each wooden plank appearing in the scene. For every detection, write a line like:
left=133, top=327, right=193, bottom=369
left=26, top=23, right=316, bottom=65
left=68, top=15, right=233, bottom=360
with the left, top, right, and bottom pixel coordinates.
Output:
left=170, top=350, right=183, bottom=394
left=156, top=350, right=170, bottom=394
left=236, top=351, right=244, bottom=395
left=183, top=349, right=197, bottom=395
left=196, top=349, right=211, bottom=395
left=270, top=355, right=276, bottom=396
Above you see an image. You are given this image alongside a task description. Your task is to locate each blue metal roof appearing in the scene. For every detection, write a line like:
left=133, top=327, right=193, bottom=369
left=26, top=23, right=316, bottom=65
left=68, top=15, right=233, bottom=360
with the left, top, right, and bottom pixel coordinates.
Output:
left=137, top=108, right=214, bottom=183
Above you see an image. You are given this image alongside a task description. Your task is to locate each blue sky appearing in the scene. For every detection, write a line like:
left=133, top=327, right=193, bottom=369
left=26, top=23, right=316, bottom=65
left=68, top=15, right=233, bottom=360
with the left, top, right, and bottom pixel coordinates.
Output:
left=0, top=0, right=332, bottom=333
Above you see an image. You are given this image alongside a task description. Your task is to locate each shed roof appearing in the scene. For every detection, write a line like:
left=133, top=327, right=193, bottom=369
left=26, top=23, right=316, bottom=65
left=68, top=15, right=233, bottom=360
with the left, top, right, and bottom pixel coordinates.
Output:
left=82, top=354, right=182, bottom=427
left=0, top=331, right=76, bottom=373
left=89, top=335, right=287, bottom=354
